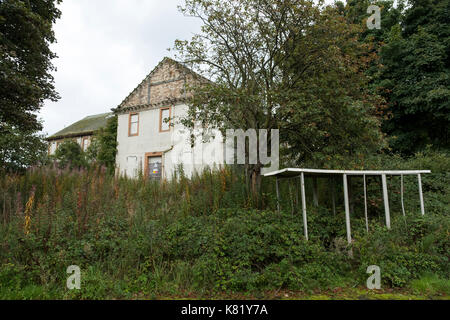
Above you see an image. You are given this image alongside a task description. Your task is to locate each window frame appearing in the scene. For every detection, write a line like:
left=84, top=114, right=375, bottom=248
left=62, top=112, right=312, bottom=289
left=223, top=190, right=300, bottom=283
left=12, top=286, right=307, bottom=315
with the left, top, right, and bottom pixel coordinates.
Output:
left=159, top=107, right=172, bottom=132
left=144, top=152, right=163, bottom=179
left=82, top=136, right=90, bottom=151
left=128, top=112, right=139, bottom=137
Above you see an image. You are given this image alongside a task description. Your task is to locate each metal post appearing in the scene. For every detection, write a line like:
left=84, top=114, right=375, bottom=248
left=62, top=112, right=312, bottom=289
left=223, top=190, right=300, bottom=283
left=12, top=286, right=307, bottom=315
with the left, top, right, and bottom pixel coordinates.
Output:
left=300, top=172, right=308, bottom=240
left=381, top=174, right=391, bottom=229
left=363, top=174, right=368, bottom=233
left=418, top=174, right=425, bottom=215
left=343, top=174, right=352, bottom=245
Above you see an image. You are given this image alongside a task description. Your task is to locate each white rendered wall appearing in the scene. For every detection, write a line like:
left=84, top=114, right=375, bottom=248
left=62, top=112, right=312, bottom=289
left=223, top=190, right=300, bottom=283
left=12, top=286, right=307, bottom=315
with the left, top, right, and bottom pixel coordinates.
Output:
left=116, top=104, right=226, bottom=179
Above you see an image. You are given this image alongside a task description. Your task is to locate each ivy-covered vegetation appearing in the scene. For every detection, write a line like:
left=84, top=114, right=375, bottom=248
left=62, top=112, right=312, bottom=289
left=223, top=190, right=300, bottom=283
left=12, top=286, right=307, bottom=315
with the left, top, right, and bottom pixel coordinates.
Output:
left=0, top=151, right=448, bottom=299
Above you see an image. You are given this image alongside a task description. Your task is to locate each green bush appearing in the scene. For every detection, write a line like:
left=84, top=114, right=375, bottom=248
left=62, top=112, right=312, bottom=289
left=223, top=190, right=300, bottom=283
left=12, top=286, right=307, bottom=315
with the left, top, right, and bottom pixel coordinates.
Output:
left=53, top=140, right=87, bottom=169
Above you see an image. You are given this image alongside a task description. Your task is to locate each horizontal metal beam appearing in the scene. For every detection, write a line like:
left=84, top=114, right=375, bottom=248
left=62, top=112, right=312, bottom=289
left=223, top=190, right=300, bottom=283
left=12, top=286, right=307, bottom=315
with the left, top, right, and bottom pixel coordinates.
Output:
left=264, top=168, right=431, bottom=178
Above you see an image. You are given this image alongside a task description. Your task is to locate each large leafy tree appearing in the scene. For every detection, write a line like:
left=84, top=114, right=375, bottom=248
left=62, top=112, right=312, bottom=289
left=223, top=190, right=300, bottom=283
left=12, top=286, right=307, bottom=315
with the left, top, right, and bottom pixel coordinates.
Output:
left=376, top=0, right=450, bottom=154
left=174, top=0, right=386, bottom=197
left=0, top=0, right=61, bottom=170
left=345, top=0, right=403, bottom=42
left=343, top=0, right=403, bottom=78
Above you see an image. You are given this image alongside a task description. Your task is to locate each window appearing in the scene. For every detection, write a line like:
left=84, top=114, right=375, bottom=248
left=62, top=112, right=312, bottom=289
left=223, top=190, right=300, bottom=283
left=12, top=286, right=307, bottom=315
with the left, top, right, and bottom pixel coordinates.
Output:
left=128, top=113, right=139, bottom=136
left=82, top=137, right=90, bottom=151
left=159, top=107, right=171, bottom=132
left=49, top=142, right=57, bottom=155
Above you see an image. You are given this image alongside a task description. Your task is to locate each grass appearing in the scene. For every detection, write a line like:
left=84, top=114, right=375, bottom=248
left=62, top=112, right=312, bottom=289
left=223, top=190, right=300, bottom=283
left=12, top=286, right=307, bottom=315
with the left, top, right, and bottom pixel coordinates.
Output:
left=410, top=274, right=450, bottom=297
left=2, top=285, right=447, bottom=300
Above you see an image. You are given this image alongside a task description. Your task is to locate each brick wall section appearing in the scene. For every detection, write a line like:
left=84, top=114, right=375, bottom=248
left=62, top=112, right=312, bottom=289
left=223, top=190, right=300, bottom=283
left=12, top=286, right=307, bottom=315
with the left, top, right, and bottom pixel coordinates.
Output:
left=121, top=59, right=197, bottom=109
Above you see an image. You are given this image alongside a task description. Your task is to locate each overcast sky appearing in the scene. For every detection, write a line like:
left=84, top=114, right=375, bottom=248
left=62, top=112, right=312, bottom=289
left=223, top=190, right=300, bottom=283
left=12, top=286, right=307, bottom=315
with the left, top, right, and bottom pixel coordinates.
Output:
left=39, top=0, right=202, bottom=136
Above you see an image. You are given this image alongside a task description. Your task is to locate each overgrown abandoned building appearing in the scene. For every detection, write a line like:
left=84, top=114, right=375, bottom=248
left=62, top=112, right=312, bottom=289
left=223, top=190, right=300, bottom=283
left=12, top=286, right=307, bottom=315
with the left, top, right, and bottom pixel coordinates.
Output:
left=46, top=112, right=113, bottom=155
left=112, top=57, right=226, bottom=180
left=48, top=57, right=227, bottom=180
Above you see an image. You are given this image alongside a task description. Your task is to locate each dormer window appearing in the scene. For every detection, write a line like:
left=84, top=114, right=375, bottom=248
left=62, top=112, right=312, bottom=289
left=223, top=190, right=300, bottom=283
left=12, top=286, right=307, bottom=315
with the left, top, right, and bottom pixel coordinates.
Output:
left=159, top=107, right=171, bottom=132
left=129, top=112, right=139, bottom=136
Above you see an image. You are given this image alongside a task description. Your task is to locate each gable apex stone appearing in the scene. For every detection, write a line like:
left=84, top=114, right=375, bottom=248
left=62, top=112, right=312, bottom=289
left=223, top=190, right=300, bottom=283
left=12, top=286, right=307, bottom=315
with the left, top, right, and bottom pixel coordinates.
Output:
left=114, top=57, right=209, bottom=114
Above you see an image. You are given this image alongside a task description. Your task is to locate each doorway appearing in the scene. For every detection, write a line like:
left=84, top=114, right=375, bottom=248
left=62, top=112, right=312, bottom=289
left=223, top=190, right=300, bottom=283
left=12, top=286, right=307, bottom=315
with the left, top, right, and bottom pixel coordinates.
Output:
left=145, top=152, right=163, bottom=181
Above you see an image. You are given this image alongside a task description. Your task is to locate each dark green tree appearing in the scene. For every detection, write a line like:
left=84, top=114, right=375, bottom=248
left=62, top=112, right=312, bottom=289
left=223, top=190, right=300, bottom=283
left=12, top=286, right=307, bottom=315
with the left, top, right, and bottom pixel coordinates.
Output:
left=0, top=123, right=48, bottom=171
left=345, top=0, right=403, bottom=41
left=376, top=0, right=450, bottom=154
left=0, top=0, right=62, bottom=169
left=0, top=0, right=61, bottom=131
left=344, top=0, right=403, bottom=77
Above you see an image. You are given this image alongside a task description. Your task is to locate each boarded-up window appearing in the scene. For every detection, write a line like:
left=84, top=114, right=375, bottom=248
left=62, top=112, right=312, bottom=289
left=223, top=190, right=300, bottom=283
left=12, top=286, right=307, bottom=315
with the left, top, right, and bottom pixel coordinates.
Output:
left=50, top=142, right=57, bottom=154
left=147, top=156, right=162, bottom=180
left=129, top=113, right=139, bottom=136
left=159, top=107, right=171, bottom=132
left=82, top=137, right=90, bottom=151
left=127, top=156, right=138, bottom=178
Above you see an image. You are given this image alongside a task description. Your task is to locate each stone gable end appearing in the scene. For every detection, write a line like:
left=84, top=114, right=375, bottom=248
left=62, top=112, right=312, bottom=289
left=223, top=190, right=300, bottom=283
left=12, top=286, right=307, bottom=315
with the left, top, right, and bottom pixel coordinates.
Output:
left=120, top=59, right=198, bottom=109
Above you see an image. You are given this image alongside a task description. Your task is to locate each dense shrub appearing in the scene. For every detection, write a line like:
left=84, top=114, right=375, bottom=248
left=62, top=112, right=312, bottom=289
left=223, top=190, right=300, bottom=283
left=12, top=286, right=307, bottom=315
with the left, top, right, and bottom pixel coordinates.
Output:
left=0, top=151, right=448, bottom=298
left=53, top=140, right=87, bottom=169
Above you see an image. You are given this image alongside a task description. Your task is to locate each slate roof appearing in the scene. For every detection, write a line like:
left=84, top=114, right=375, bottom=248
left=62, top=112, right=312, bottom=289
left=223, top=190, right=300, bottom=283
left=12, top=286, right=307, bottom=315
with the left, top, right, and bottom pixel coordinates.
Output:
left=47, top=112, right=113, bottom=140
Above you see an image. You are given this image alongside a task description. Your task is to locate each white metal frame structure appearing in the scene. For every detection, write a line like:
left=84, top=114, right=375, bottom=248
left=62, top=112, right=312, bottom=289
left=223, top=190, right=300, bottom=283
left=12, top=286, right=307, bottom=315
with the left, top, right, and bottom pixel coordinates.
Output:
left=264, top=168, right=431, bottom=245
